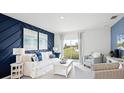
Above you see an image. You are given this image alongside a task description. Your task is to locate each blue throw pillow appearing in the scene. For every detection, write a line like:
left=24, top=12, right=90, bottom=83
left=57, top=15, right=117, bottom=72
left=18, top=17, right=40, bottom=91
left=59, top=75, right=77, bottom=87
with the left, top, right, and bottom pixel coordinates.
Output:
left=35, top=51, right=42, bottom=61
left=54, top=52, right=60, bottom=58
left=49, top=54, right=55, bottom=58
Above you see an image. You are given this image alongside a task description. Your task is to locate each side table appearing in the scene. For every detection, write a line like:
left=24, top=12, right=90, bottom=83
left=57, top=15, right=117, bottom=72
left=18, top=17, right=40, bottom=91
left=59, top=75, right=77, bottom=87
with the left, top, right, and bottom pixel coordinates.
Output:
left=10, top=62, right=24, bottom=79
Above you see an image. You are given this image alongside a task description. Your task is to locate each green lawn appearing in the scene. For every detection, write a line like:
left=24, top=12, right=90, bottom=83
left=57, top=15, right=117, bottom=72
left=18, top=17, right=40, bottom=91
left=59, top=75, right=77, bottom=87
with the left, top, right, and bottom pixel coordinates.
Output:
left=64, top=47, right=79, bottom=59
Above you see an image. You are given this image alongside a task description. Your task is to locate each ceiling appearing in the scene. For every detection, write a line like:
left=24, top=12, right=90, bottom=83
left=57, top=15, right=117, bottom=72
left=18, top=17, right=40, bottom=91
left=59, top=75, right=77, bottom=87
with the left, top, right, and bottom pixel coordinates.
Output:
left=4, top=13, right=124, bottom=33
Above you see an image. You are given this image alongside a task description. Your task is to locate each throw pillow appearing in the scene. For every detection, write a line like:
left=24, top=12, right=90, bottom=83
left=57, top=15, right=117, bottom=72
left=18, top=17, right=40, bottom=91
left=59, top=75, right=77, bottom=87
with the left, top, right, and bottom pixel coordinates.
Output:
left=49, top=54, right=55, bottom=58
left=31, top=55, right=38, bottom=62
left=35, top=51, right=42, bottom=61
left=31, top=56, right=35, bottom=62
left=119, top=63, right=123, bottom=69
left=92, top=52, right=101, bottom=58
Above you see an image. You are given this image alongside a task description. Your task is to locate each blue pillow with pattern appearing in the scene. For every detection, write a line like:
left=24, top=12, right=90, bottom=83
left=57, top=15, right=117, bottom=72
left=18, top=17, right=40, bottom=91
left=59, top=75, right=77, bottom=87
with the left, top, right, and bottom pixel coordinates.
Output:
left=35, top=51, right=42, bottom=61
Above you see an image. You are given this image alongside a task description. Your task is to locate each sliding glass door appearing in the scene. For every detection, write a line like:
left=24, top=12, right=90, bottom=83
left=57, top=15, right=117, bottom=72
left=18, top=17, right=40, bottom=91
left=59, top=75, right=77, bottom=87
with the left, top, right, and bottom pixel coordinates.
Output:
left=63, top=32, right=79, bottom=61
left=64, top=39, right=79, bottom=60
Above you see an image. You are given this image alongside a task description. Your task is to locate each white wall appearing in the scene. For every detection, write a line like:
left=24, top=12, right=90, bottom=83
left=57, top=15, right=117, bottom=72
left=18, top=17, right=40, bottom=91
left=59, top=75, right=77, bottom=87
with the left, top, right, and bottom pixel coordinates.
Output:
left=54, top=33, right=64, bottom=53
left=83, top=27, right=111, bottom=55
left=54, top=27, right=111, bottom=56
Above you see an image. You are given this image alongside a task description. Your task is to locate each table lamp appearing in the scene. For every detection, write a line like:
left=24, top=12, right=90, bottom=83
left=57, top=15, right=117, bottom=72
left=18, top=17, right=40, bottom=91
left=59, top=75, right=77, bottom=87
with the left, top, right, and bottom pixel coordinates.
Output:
left=13, top=48, right=25, bottom=63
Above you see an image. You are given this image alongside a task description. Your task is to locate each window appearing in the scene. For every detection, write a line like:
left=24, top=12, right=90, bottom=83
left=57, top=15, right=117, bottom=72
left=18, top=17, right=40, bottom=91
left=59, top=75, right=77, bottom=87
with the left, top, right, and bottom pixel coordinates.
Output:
left=39, top=33, right=48, bottom=50
left=23, top=28, right=38, bottom=50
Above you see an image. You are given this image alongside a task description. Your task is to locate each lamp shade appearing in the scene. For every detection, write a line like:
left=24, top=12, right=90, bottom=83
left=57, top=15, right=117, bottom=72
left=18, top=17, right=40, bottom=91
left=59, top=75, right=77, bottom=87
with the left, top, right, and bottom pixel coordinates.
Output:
left=13, top=48, right=25, bottom=55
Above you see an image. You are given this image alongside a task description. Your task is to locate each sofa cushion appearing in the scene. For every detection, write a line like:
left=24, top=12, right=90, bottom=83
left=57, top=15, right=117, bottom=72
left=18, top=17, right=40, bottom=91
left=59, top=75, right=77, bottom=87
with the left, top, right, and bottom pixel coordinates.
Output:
left=92, top=63, right=119, bottom=71
left=91, top=52, right=101, bottom=58
left=22, top=54, right=34, bottom=62
left=41, top=51, right=52, bottom=60
left=46, top=51, right=53, bottom=58
left=49, top=54, right=55, bottom=58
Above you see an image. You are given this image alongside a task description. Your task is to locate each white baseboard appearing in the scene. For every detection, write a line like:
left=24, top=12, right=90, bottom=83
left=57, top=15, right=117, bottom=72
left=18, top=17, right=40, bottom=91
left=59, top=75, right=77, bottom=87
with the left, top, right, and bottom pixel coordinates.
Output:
left=2, top=75, right=11, bottom=79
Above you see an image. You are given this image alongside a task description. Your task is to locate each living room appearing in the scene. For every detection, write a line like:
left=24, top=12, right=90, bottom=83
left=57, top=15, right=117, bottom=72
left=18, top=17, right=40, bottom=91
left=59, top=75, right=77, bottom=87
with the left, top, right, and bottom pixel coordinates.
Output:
left=1, top=13, right=124, bottom=79
left=1, top=1, right=124, bottom=93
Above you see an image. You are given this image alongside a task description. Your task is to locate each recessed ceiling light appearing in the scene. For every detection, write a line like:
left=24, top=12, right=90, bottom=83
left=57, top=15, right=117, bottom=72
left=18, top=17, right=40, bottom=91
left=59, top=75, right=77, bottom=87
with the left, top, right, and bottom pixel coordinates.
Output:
left=60, top=16, right=64, bottom=19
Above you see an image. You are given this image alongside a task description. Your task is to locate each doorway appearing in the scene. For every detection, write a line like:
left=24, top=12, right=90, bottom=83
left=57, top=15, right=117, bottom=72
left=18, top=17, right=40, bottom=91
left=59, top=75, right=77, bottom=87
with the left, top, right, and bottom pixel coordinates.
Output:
left=63, top=39, right=79, bottom=61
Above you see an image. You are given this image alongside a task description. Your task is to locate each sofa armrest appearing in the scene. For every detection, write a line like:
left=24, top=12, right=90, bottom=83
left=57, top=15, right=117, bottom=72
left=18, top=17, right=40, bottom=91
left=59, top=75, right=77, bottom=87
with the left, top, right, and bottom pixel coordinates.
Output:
left=23, top=62, right=36, bottom=76
left=91, top=63, right=119, bottom=71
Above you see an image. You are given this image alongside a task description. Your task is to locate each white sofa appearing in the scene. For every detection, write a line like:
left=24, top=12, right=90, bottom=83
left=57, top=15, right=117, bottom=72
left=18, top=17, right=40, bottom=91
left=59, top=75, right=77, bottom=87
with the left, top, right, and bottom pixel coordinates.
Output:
left=21, top=52, right=60, bottom=78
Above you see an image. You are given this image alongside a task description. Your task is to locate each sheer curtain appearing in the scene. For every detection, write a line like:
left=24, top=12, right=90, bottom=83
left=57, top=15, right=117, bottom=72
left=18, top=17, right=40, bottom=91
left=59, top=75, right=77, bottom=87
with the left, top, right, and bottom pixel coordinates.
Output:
left=54, top=33, right=64, bottom=57
left=55, top=32, right=84, bottom=61
left=59, top=33, right=64, bottom=57
left=78, top=32, right=85, bottom=64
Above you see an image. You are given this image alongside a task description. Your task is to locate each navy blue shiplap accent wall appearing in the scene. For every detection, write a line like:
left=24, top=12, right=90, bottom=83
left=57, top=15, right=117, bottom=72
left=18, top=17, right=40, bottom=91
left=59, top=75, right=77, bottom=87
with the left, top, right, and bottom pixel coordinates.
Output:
left=111, top=17, right=124, bottom=56
left=0, top=14, right=54, bottom=78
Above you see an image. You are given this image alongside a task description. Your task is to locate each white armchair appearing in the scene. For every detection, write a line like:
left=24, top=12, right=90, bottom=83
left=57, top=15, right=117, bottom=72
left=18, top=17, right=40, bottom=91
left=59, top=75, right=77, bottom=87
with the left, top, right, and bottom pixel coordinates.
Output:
left=83, top=52, right=103, bottom=68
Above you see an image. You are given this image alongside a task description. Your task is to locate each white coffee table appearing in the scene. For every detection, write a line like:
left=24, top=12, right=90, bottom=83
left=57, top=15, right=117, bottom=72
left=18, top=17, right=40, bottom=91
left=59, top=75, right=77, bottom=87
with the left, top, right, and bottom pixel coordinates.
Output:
left=53, top=59, right=73, bottom=78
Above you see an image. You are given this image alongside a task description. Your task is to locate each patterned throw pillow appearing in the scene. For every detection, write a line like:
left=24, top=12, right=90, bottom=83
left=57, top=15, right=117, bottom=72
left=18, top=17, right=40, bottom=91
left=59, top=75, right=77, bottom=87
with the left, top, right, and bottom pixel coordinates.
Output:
left=49, top=54, right=55, bottom=58
left=31, top=55, right=38, bottom=62
left=35, top=51, right=42, bottom=61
